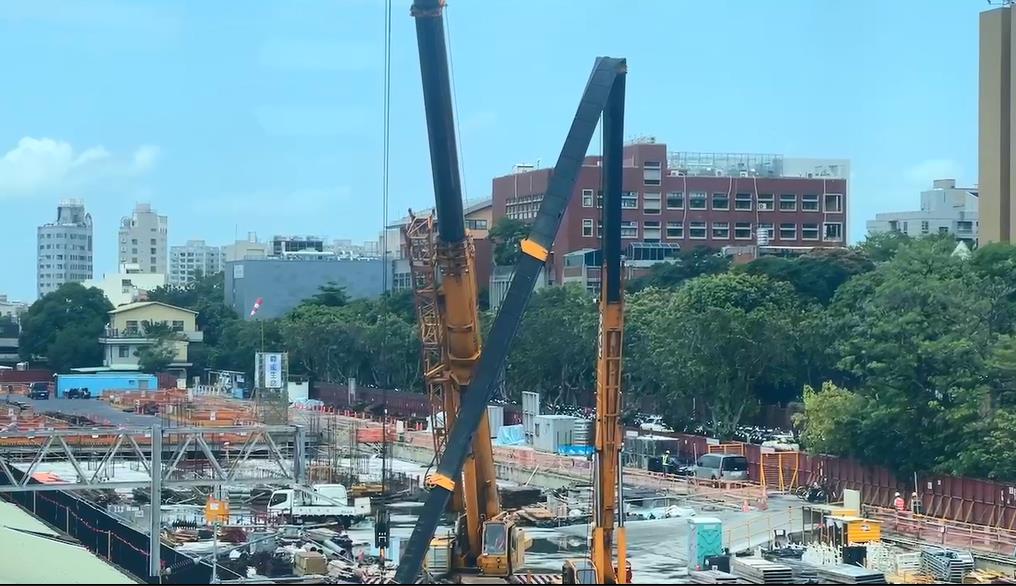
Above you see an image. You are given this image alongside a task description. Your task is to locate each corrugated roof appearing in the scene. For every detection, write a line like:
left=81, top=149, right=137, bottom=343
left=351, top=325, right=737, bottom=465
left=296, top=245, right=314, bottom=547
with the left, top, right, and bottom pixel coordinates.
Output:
left=108, top=301, right=197, bottom=315
left=0, top=501, right=137, bottom=583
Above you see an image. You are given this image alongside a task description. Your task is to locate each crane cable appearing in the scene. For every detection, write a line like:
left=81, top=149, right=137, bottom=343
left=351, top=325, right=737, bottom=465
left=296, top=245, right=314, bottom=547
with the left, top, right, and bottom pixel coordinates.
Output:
left=445, top=5, right=467, bottom=202
left=380, top=0, right=392, bottom=508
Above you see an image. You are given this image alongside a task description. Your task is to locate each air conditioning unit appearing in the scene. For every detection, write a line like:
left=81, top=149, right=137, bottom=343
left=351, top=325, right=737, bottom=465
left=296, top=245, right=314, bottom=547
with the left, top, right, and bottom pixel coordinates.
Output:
left=714, top=169, right=724, bottom=177
left=739, top=171, right=749, bottom=177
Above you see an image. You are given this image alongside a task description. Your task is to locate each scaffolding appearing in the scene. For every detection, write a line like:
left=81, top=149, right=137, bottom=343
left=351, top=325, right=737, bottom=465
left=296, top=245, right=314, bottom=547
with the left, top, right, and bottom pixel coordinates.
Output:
left=402, top=212, right=447, bottom=458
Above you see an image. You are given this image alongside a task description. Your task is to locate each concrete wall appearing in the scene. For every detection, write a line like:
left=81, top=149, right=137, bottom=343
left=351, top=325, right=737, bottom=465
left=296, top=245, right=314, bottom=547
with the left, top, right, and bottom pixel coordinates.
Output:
left=225, top=259, right=390, bottom=319
left=55, top=373, right=157, bottom=397
left=392, top=441, right=575, bottom=489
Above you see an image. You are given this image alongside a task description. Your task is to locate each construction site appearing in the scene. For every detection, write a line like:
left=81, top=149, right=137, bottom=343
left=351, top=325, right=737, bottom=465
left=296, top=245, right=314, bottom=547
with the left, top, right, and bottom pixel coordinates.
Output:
left=5, top=1, right=1016, bottom=585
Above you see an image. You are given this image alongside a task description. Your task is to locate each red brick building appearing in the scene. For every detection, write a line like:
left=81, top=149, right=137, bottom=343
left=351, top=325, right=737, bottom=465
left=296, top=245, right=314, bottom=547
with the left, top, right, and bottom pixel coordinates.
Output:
left=491, top=142, right=848, bottom=287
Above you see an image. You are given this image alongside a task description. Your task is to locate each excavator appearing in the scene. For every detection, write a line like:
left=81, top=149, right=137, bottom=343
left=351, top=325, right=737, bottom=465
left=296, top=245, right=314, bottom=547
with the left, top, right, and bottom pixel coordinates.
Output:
left=395, top=0, right=629, bottom=583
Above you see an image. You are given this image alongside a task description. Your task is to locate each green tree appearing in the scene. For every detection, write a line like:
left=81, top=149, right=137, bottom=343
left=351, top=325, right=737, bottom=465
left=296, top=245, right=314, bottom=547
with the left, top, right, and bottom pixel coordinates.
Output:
left=626, top=247, right=730, bottom=293
left=138, top=340, right=177, bottom=373
left=504, top=285, right=597, bottom=405
left=211, top=319, right=284, bottom=381
left=736, top=247, right=874, bottom=304
left=19, top=283, right=112, bottom=372
left=793, top=382, right=866, bottom=455
left=303, top=282, right=350, bottom=308
left=488, top=216, right=529, bottom=266
left=147, top=271, right=238, bottom=372
left=858, top=231, right=913, bottom=262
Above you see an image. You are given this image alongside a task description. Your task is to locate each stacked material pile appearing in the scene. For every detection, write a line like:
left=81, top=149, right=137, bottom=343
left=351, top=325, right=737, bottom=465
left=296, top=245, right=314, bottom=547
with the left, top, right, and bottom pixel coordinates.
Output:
left=801, top=543, right=841, bottom=566
left=730, top=557, right=793, bottom=584
left=814, top=564, right=886, bottom=584
left=689, top=570, right=738, bottom=584
left=767, top=556, right=818, bottom=582
left=921, top=547, right=974, bottom=583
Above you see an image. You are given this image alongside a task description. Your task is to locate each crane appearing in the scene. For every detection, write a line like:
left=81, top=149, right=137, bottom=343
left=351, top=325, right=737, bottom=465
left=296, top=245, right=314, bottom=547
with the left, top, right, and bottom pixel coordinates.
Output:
left=395, top=1, right=628, bottom=581
left=407, top=0, right=518, bottom=577
left=564, top=62, right=629, bottom=586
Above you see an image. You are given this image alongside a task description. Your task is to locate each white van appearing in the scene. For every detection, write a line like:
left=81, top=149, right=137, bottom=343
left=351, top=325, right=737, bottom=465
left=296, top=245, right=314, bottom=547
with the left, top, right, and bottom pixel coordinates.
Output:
left=694, top=454, right=749, bottom=481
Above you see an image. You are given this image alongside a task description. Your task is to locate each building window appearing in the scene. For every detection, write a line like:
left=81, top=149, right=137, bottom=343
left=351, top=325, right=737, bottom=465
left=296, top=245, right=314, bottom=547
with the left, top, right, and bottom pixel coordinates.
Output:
left=643, top=192, right=661, bottom=214
left=582, top=189, right=594, bottom=208
left=621, top=220, right=638, bottom=239
left=758, top=194, right=775, bottom=211
left=712, top=222, right=730, bottom=239
left=802, top=194, right=820, bottom=211
left=712, top=192, right=729, bottom=211
left=689, top=192, right=707, bottom=210
left=824, top=222, right=843, bottom=241
left=735, top=193, right=752, bottom=211
left=118, top=345, right=129, bottom=358
left=802, top=223, right=819, bottom=240
left=902, top=221, right=909, bottom=234
left=824, top=193, right=843, bottom=212
left=465, top=219, right=488, bottom=230
left=171, top=320, right=184, bottom=332
left=622, top=191, right=639, bottom=209
left=779, top=194, right=797, bottom=211
left=957, top=221, right=974, bottom=233
left=759, top=222, right=774, bottom=242
left=596, top=190, right=604, bottom=208
left=666, top=192, right=684, bottom=209
left=734, top=222, right=752, bottom=239
left=131, top=238, right=137, bottom=245
left=643, top=161, right=661, bottom=186
left=689, top=221, right=707, bottom=239
left=597, top=220, right=603, bottom=237
left=582, top=219, right=594, bottom=237
left=921, top=220, right=929, bottom=234
left=151, top=257, right=157, bottom=265
left=150, top=247, right=156, bottom=254
left=666, top=221, right=683, bottom=239
left=151, top=238, right=156, bottom=245
left=939, top=226, right=950, bottom=235
left=643, top=220, right=661, bottom=241
left=779, top=223, right=797, bottom=240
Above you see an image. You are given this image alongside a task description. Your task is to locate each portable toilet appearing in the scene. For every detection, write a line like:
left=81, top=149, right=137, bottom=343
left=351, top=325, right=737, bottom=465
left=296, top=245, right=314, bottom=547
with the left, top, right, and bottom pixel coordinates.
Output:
left=688, top=517, right=724, bottom=569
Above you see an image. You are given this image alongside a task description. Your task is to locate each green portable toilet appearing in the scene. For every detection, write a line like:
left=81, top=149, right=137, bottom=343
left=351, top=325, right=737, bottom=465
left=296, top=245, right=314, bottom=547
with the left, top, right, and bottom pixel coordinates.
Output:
left=687, top=516, right=723, bottom=569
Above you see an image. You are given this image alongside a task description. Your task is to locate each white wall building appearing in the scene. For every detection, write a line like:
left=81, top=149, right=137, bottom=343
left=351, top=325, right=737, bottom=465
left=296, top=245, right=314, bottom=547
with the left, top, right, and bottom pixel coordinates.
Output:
left=37, top=199, right=93, bottom=298
left=222, top=234, right=272, bottom=262
left=118, top=203, right=168, bottom=275
left=0, top=295, right=26, bottom=322
left=170, top=239, right=224, bottom=285
left=867, top=179, right=978, bottom=242
left=84, top=264, right=167, bottom=308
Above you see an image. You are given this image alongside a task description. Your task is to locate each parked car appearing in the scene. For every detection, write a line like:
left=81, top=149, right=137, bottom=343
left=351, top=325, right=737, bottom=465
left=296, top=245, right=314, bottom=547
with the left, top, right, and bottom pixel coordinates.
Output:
left=28, top=383, right=49, bottom=400
left=65, top=388, right=92, bottom=399
left=694, top=454, right=750, bottom=481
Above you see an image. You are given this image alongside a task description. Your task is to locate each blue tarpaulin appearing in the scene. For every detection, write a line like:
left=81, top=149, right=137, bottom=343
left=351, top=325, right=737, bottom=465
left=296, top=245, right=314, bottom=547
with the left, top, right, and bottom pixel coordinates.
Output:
left=558, top=445, right=594, bottom=456
left=495, top=424, right=525, bottom=446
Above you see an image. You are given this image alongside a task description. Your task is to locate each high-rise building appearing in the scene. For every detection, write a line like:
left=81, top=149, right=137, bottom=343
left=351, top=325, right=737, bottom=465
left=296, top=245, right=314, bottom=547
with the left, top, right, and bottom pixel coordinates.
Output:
left=867, top=179, right=978, bottom=243
left=980, top=5, right=1016, bottom=244
left=169, top=239, right=224, bottom=285
left=491, top=142, right=848, bottom=290
left=37, top=199, right=93, bottom=297
left=118, top=203, right=168, bottom=275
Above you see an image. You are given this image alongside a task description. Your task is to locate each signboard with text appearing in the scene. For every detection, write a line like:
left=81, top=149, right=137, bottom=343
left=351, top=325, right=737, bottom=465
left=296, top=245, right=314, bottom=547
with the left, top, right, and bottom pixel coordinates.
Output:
left=255, top=352, right=287, bottom=390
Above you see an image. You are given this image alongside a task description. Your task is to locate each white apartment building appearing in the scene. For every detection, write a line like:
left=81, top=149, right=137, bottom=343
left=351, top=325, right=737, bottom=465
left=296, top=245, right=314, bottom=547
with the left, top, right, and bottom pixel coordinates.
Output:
left=222, top=234, right=272, bottom=262
left=867, top=179, right=978, bottom=242
left=118, top=203, right=168, bottom=275
left=84, top=264, right=167, bottom=307
left=37, top=199, right=93, bottom=298
left=170, top=239, right=224, bottom=285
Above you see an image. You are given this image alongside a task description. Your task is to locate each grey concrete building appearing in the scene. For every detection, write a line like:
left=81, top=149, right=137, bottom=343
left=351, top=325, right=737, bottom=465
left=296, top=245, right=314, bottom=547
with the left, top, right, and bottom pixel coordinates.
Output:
left=118, top=203, right=168, bottom=274
left=170, top=239, right=224, bottom=285
left=222, top=234, right=272, bottom=262
left=867, top=179, right=979, bottom=243
left=37, top=199, right=93, bottom=298
left=224, top=259, right=391, bottom=319
left=981, top=5, right=1016, bottom=243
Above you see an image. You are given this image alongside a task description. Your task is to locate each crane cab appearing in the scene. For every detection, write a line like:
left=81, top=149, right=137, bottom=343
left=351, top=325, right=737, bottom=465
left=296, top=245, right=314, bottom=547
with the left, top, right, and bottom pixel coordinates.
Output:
left=562, top=559, right=598, bottom=584
left=477, top=517, right=528, bottom=576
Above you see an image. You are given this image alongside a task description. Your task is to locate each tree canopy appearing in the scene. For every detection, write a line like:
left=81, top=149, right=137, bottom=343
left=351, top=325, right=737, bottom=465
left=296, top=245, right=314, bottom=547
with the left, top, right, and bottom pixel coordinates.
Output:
left=19, top=283, right=112, bottom=372
left=488, top=216, right=529, bottom=266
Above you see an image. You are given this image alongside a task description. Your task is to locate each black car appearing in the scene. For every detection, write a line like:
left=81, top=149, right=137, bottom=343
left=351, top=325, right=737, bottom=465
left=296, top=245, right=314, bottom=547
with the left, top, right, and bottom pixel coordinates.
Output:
left=28, top=383, right=49, bottom=400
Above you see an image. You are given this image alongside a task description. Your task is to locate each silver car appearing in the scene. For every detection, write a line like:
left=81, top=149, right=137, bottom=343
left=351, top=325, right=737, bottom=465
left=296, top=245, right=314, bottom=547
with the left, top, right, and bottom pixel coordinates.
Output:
left=694, top=453, right=750, bottom=481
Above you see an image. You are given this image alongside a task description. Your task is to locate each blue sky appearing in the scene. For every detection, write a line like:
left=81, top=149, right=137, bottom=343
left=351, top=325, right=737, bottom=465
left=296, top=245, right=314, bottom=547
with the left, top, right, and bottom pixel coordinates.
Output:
left=0, top=0, right=983, bottom=300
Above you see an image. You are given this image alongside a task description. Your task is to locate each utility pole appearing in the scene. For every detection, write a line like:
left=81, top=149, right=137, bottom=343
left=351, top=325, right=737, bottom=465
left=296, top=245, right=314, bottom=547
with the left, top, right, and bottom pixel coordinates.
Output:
left=149, top=423, right=162, bottom=581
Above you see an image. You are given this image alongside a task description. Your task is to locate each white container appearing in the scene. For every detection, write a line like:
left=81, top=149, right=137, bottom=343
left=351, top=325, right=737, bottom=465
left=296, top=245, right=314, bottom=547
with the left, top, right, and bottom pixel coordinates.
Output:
left=522, top=391, right=540, bottom=442
left=573, top=418, right=593, bottom=446
left=534, top=415, right=577, bottom=453
left=486, top=404, right=505, bottom=439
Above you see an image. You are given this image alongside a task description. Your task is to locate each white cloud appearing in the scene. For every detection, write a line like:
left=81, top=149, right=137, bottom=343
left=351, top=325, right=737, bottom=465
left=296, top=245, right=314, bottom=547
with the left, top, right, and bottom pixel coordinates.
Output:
left=132, top=145, right=160, bottom=172
left=0, top=137, right=158, bottom=198
left=904, top=158, right=962, bottom=188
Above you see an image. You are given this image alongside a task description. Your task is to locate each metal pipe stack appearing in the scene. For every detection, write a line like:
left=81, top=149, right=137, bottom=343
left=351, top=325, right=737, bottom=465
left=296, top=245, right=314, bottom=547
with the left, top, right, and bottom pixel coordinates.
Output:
left=920, top=547, right=974, bottom=583
left=730, top=557, right=794, bottom=584
left=814, top=564, right=886, bottom=584
left=689, top=569, right=739, bottom=584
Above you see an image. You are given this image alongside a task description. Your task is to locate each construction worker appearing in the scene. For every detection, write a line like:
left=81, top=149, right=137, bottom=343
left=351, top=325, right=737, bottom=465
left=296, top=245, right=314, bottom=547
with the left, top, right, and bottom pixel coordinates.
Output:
left=910, top=491, right=922, bottom=515
left=893, top=492, right=906, bottom=512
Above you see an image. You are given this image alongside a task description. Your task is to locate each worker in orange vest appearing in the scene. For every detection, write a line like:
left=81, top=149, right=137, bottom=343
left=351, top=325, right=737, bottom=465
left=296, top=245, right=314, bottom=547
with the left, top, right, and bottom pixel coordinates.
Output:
left=893, top=492, right=906, bottom=511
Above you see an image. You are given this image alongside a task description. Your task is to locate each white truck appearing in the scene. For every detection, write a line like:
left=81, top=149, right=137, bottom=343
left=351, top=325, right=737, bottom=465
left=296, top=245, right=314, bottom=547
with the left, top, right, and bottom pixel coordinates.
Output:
left=267, top=484, right=371, bottom=526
